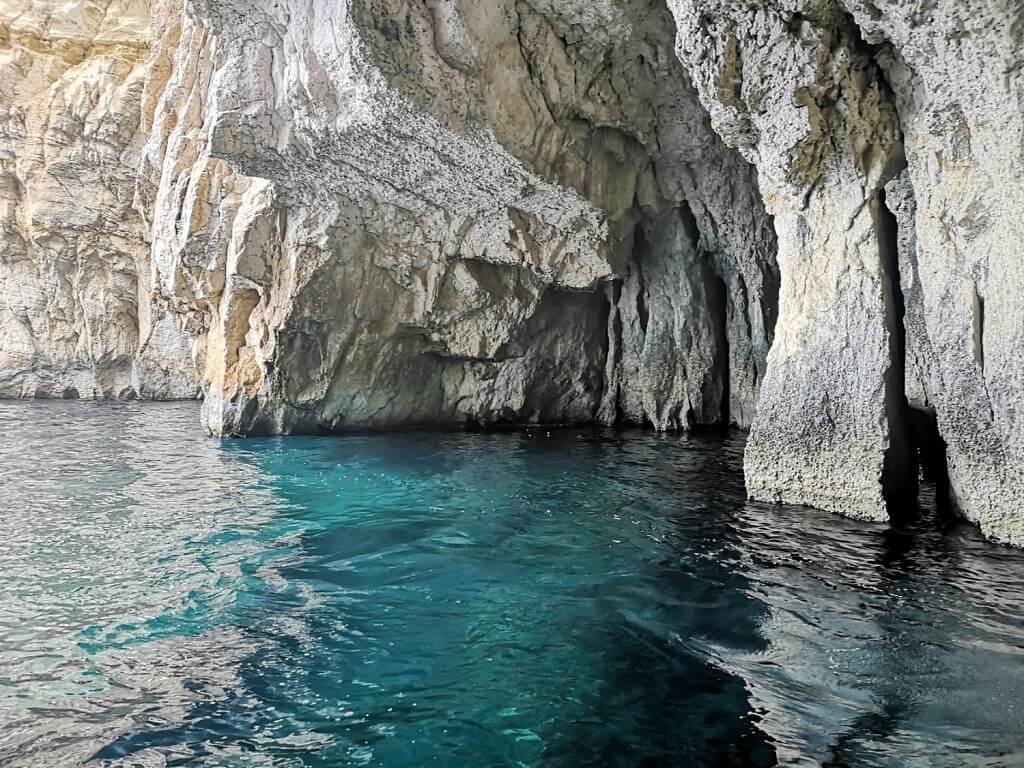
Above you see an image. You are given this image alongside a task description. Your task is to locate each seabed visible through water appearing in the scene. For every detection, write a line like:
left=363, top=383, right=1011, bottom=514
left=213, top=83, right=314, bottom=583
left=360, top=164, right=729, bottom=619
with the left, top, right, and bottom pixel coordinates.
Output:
left=1, top=401, right=1023, bottom=767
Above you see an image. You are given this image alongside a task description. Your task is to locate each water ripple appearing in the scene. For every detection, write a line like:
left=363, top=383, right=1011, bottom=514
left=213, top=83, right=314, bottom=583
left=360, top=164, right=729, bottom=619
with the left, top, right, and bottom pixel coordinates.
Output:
left=0, top=402, right=1023, bottom=767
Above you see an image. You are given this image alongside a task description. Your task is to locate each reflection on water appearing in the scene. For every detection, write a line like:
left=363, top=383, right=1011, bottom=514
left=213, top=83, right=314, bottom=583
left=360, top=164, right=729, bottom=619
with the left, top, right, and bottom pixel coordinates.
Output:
left=1, top=402, right=1022, bottom=767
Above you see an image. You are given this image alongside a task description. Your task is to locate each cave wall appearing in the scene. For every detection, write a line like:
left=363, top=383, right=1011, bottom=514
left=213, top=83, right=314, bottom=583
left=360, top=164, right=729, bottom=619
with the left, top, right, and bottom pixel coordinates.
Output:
left=133, top=0, right=778, bottom=435
left=667, top=0, right=1024, bottom=544
left=2, top=0, right=1024, bottom=545
left=670, top=2, right=909, bottom=522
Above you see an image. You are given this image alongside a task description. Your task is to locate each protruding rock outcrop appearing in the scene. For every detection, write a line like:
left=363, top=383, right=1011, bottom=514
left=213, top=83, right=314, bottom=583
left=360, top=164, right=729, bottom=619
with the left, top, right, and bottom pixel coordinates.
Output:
left=669, top=2, right=909, bottom=521
left=137, top=0, right=777, bottom=435
left=667, top=0, right=1024, bottom=544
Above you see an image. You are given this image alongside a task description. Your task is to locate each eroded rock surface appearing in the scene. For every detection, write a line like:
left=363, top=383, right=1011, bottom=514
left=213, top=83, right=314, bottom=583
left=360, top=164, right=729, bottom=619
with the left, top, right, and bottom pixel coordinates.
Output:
left=670, top=1, right=909, bottom=521
left=0, top=0, right=198, bottom=399
left=137, top=0, right=777, bottom=435
left=668, top=0, right=1024, bottom=543
left=856, top=0, right=1024, bottom=546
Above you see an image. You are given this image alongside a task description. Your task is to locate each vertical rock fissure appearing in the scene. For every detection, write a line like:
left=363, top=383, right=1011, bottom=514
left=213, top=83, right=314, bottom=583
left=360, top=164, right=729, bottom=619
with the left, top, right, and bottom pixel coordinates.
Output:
left=681, top=200, right=730, bottom=429
left=633, top=223, right=650, bottom=336
left=909, top=406, right=954, bottom=517
left=704, top=262, right=730, bottom=428
left=971, top=285, right=985, bottom=374
left=599, top=278, right=626, bottom=425
left=877, top=186, right=916, bottom=517
left=883, top=169, right=955, bottom=518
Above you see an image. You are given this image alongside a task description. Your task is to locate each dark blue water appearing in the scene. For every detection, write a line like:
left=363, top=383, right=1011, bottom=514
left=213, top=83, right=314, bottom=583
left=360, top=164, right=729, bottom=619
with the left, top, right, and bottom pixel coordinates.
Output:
left=2, top=402, right=1023, bottom=767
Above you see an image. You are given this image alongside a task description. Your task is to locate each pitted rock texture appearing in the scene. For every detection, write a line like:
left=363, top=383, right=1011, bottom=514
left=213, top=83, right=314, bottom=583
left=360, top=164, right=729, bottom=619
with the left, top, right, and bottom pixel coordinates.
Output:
left=0, top=0, right=199, bottom=399
left=852, top=0, right=1024, bottom=547
left=669, top=1, right=908, bottom=522
left=668, top=0, right=1024, bottom=543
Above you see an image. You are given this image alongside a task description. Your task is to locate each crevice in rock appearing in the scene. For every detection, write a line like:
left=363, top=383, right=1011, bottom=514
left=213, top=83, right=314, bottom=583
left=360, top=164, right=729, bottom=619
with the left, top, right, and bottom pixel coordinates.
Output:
left=594, top=278, right=623, bottom=425
left=971, top=284, right=985, bottom=373
left=606, top=279, right=625, bottom=425
left=702, top=252, right=730, bottom=428
left=762, top=211, right=781, bottom=352
left=633, top=223, right=650, bottom=336
left=877, top=186, right=916, bottom=520
left=677, top=197, right=700, bottom=245
left=684, top=200, right=730, bottom=429
left=908, top=406, right=954, bottom=519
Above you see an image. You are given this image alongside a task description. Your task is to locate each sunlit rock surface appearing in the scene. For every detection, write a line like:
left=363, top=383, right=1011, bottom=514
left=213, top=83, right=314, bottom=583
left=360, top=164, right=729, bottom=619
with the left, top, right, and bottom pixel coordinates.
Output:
left=0, top=0, right=198, bottom=398
left=135, top=0, right=776, bottom=435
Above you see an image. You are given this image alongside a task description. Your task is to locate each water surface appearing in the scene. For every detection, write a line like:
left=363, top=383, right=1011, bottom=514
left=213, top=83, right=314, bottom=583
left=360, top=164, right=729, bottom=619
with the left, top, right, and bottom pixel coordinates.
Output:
left=1, top=402, right=1023, bottom=767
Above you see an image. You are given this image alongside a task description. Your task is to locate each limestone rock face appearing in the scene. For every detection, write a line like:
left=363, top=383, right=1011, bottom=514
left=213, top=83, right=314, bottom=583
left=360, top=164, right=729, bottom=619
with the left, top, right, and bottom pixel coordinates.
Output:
left=667, top=0, right=1024, bottom=543
left=852, top=0, right=1024, bottom=546
left=138, top=0, right=777, bottom=435
left=669, top=0, right=908, bottom=521
left=0, top=0, right=199, bottom=399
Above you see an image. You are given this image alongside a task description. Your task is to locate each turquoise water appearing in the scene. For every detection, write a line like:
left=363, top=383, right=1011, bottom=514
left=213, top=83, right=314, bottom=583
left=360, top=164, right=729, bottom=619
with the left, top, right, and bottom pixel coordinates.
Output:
left=2, top=403, right=1024, bottom=767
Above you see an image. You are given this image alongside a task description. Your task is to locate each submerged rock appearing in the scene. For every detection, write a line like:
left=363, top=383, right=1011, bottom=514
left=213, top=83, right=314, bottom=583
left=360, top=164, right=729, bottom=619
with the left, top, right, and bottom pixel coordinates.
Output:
left=0, top=0, right=1022, bottom=545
